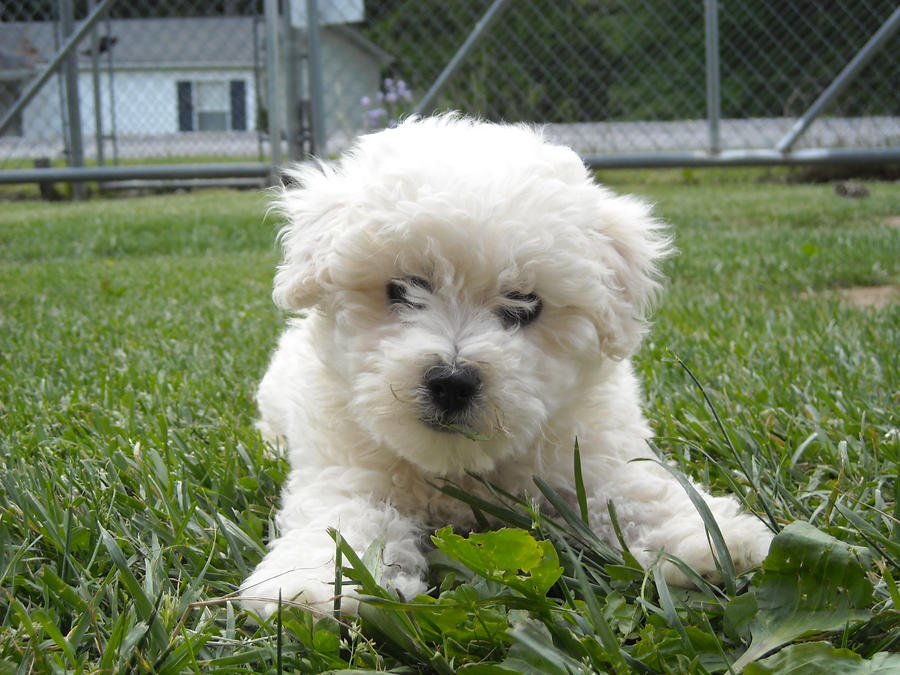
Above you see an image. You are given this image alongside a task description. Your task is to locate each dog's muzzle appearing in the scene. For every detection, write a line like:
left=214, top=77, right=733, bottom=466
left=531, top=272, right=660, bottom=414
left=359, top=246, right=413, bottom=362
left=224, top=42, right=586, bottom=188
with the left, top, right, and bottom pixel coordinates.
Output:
left=419, top=362, right=482, bottom=432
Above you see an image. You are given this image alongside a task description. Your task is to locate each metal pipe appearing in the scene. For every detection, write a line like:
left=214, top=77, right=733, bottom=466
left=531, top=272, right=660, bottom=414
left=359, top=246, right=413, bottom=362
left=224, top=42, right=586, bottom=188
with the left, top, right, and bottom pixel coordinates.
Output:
left=264, top=0, right=283, bottom=177
left=581, top=146, right=900, bottom=169
left=283, top=25, right=301, bottom=162
left=704, top=0, right=721, bottom=154
left=0, top=0, right=118, bottom=137
left=305, top=0, right=327, bottom=155
left=4, top=143, right=899, bottom=186
left=776, top=7, right=900, bottom=152
left=0, top=162, right=271, bottom=184
left=413, top=0, right=513, bottom=116
left=89, top=0, right=105, bottom=166
left=253, top=14, right=264, bottom=159
left=60, top=0, right=86, bottom=198
left=105, top=10, right=119, bottom=164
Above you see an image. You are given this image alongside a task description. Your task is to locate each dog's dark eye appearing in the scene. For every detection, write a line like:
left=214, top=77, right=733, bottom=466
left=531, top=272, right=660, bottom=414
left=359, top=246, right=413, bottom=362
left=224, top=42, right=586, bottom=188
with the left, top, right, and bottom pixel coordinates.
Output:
left=387, top=276, right=432, bottom=311
left=496, top=291, right=542, bottom=329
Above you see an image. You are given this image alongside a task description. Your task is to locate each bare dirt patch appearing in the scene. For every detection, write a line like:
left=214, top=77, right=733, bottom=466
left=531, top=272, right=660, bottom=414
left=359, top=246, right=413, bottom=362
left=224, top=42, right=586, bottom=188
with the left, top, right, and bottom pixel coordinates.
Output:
left=837, top=285, right=900, bottom=310
left=884, top=216, right=900, bottom=228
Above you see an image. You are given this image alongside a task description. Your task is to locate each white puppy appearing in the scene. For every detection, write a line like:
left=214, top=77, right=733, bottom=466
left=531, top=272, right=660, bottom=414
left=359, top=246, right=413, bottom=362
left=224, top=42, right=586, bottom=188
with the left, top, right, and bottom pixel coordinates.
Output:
left=241, top=115, right=772, bottom=617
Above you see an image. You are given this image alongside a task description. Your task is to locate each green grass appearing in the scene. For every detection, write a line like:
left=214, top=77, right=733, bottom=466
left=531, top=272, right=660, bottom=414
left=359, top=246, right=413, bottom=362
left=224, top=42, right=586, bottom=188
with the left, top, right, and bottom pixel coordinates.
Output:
left=1, top=179, right=898, bottom=672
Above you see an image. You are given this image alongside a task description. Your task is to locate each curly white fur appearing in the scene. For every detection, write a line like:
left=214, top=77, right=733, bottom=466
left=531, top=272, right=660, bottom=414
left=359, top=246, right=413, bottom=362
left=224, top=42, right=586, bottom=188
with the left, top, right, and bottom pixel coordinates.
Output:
left=240, top=115, right=773, bottom=617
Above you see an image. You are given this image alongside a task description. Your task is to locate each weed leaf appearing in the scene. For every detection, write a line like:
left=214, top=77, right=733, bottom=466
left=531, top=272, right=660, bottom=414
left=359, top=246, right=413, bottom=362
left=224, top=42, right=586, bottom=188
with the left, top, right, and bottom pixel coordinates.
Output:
left=732, top=522, right=874, bottom=671
left=503, top=615, right=589, bottom=674
left=744, top=641, right=900, bottom=674
left=432, top=527, right=563, bottom=597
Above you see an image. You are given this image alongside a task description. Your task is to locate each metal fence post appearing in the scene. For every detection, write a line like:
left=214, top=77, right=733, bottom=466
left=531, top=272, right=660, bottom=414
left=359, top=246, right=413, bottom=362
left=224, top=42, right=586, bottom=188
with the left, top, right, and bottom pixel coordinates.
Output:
left=305, top=0, right=326, bottom=156
left=60, top=0, right=86, bottom=198
left=282, top=22, right=302, bottom=163
left=104, top=10, right=119, bottom=164
left=264, top=0, right=283, bottom=178
left=704, top=0, right=721, bottom=155
left=89, top=0, right=105, bottom=166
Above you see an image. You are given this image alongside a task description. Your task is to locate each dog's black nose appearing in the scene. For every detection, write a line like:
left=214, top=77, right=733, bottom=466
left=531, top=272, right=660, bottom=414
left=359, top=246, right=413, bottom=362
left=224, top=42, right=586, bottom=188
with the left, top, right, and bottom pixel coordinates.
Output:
left=423, top=364, right=482, bottom=416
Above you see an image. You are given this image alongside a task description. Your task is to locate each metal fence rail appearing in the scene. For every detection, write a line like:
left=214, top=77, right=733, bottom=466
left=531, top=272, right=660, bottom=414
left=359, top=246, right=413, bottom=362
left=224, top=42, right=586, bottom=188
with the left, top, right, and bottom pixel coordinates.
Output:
left=1, top=0, right=898, bottom=189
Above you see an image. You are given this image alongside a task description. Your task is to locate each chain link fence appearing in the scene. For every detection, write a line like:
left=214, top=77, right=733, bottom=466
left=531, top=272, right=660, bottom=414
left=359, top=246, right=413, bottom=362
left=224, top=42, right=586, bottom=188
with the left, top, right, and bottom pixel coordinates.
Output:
left=360, top=0, right=900, bottom=161
left=1, top=0, right=898, bottom=187
left=1, top=1, right=270, bottom=174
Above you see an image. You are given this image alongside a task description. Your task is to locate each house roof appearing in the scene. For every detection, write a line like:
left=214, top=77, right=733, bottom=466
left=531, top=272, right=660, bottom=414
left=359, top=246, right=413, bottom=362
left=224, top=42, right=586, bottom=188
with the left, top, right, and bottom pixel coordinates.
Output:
left=0, top=16, right=390, bottom=70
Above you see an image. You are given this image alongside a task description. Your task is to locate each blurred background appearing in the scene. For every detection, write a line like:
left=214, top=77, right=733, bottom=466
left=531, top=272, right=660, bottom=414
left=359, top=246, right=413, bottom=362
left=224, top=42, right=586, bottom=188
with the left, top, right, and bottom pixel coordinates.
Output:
left=1, top=0, right=898, bottom=190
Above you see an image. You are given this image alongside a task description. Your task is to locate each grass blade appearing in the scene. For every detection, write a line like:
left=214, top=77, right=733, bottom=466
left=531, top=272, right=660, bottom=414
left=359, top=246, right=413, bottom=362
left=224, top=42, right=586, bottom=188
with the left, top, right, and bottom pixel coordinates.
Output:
left=558, top=539, right=630, bottom=674
left=647, top=459, right=737, bottom=595
left=573, top=440, right=589, bottom=526
left=99, top=525, right=169, bottom=651
left=532, top=475, right=620, bottom=561
left=672, top=355, right=779, bottom=531
left=650, top=565, right=695, bottom=658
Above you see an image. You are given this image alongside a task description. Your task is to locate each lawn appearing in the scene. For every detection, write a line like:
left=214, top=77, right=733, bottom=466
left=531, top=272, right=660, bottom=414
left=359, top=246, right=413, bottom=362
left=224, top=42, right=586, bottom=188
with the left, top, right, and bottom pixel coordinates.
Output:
left=1, top=175, right=898, bottom=673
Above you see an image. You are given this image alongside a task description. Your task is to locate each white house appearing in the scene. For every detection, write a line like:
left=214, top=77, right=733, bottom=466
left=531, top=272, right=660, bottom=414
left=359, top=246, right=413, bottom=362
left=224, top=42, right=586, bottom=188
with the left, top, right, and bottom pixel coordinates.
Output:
left=0, top=14, right=389, bottom=158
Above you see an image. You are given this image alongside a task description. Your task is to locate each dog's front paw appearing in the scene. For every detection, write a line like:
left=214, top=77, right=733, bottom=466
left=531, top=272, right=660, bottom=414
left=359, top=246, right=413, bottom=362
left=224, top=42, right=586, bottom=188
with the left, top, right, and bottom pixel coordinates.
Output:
left=726, top=521, right=774, bottom=572
left=659, top=518, right=773, bottom=586
left=240, top=566, right=356, bottom=618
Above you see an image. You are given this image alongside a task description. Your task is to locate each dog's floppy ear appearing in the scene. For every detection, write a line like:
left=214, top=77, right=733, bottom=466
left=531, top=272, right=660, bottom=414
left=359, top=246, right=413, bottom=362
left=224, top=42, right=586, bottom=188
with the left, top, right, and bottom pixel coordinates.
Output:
left=589, top=190, right=673, bottom=358
left=270, top=164, right=344, bottom=310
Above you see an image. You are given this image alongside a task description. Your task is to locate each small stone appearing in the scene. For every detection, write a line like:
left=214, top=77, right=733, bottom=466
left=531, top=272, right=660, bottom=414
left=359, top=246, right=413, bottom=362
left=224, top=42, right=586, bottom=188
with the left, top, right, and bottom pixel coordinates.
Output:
left=835, top=181, right=870, bottom=198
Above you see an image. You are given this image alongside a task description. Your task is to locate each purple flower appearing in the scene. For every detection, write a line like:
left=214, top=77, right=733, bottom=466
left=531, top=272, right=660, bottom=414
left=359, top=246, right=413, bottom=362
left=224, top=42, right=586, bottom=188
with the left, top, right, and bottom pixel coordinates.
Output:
left=396, top=80, right=411, bottom=101
left=362, top=76, right=413, bottom=130
left=364, top=107, right=387, bottom=128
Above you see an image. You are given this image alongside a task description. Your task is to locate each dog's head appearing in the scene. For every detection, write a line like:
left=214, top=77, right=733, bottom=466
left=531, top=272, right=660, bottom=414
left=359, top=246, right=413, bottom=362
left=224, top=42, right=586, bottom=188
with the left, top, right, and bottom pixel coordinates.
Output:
left=272, top=115, right=671, bottom=475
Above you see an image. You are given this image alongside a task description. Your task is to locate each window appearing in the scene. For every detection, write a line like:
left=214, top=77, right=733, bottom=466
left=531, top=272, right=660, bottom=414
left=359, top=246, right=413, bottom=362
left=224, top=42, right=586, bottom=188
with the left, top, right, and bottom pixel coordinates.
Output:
left=0, top=82, right=24, bottom=136
left=196, top=81, right=228, bottom=131
left=176, top=80, right=246, bottom=132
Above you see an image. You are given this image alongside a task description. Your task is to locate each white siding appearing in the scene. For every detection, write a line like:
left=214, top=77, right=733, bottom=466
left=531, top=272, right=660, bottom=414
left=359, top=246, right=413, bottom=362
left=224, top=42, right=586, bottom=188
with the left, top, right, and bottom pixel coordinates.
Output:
left=22, top=68, right=256, bottom=137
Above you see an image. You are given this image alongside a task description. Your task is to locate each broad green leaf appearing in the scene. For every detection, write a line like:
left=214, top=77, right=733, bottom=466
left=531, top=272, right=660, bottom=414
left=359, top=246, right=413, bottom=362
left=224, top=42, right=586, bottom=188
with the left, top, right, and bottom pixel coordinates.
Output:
left=432, top=527, right=563, bottom=597
left=457, top=664, right=519, bottom=674
left=723, top=591, right=758, bottom=640
left=503, top=615, right=589, bottom=675
left=744, top=641, right=900, bottom=674
left=312, top=626, right=341, bottom=655
left=632, top=622, right=729, bottom=672
left=414, top=583, right=511, bottom=655
left=731, top=522, right=874, bottom=671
